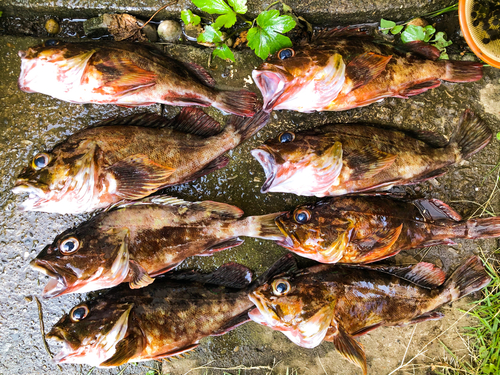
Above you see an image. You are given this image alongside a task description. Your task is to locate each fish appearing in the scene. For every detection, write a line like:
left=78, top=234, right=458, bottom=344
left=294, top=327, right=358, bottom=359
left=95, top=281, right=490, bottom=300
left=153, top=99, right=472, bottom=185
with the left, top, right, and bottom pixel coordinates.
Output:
left=249, top=256, right=491, bottom=374
left=18, top=40, right=259, bottom=116
left=30, top=195, right=286, bottom=298
left=46, top=254, right=297, bottom=367
left=252, top=110, right=492, bottom=196
left=252, top=28, right=484, bottom=112
left=12, top=109, right=270, bottom=214
left=275, top=195, right=500, bottom=263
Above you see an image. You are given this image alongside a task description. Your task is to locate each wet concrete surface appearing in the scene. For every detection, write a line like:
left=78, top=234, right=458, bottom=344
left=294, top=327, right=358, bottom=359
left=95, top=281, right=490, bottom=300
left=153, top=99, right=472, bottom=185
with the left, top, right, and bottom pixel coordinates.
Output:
left=0, top=3, right=500, bottom=375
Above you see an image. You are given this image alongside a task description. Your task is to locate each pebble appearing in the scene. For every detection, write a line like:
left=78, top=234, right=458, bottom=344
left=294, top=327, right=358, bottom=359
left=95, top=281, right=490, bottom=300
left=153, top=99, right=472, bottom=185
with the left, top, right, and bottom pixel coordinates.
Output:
left=158, top=20, right=182, bottom=42
left=45, top=19, right=60, bottom=34
left=142, top=24, right=158, bottom=42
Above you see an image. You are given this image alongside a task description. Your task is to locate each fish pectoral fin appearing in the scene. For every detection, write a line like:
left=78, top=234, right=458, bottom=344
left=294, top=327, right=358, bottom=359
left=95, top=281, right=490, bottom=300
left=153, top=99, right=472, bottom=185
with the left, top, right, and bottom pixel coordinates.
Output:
left=100, top=327, right=146, bottom=367
left=204, top=238, right=245, bottom=255
left=329, top=322, right=367, bottom=375
left=397, top=79, right=442, bottom=98
left=128, top=260, right=154, bottom=289
left=346, top=52, right=392, bottom=91
left=212, top=311, right=252, bottom=336
left=93, top=58, right=157, bottom=96
left=353, top=224, right=403, bottom=263
left=181, top=61, right=217, bottom=87
left=150, top=343, right=198, bottom=360
left=348, top=146, right=397, bottom=180
left=406, top=311, right=444, bottom=325
left=178, top=155, right=230, bottom=184
left=363, top=262, right=446, bottom=288
left=168, top=107, right=222, bottom=137
left=412, top=198, right=462, bottom=221
left=312, top=141, right=343, bottom=185
left=110, top=155, right=175, bottom=200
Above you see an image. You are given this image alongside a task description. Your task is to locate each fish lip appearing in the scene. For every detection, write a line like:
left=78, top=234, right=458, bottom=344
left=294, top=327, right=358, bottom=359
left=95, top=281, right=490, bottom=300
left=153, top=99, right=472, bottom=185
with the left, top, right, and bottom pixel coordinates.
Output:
left=274, top=217, right=294, bottom=248
left=12, top=181, right=48, bottom=211
left=250, top=147, right=277, bottom=193
left=30, top=259, right=69, bottom=298
left=252, top=67, right=288, bottom=111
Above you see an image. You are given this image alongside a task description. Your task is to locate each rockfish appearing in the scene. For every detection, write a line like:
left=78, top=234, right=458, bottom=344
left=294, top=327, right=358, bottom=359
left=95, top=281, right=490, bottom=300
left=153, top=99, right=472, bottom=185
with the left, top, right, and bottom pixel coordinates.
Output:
left=46, top=255, right=296, bottom=367
left=252, top=28, right=483, bottom=112
left=18, top=41, right=258, bottom=116
left=31, top=195, right=285, bottom=298
left=249, top=256, right=490, bottom=374
left=13, top=109, right=269, bottom=214
left=252, top=110, right=491, bottom=196
left=275, top=196, right=500, bottom=263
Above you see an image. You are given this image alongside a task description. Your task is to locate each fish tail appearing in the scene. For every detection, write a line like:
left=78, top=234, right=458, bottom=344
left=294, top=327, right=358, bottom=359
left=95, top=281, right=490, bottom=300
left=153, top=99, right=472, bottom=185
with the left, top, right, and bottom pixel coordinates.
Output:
left=214, top=89, right=259, bottom=117
left=242, top=212, right=286, bottom=241
left=442, top=61, right=483, bottom=82
left=449, top=109, right=492, bottom=160
left=463, top=217, right=500, bottom=239
left=227, top=110, right=271, bottom=142
left=440, top=256, right=490, bottom=303
left=246, top=254, right=297, bottom=292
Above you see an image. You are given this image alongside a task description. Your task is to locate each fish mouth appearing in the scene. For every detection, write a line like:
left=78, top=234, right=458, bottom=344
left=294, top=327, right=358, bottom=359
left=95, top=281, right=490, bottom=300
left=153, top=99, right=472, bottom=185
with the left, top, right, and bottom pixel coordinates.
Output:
left=252, top=67, right=288, bottom=111
left=12, top=182, right=49, bottom=211
left=274, top=217, right=295, bottom=248
left=30, top=259, right=69, bottom=298
left=250, top=148, right=278, bottom=193
left=248, top=292, right=281, bottom=326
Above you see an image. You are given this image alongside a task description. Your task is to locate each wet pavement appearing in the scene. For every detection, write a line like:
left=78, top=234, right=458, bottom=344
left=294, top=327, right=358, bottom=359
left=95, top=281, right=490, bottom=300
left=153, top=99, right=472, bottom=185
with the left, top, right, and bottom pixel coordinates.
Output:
left=0, top=1, right=500, bottom=374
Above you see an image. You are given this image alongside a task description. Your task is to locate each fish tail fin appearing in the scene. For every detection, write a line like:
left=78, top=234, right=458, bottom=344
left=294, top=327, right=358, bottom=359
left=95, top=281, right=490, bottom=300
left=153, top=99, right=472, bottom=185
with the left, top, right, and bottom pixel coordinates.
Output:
left=449, top=109, right=492, bottom=160
left=440, top=256, right=490, bottom=303
left=242, top=212, right=286, bottom=241
left=214, top=89, right=259, bottom=117
left=227, top=110, right=271, bottom=142
left=246, top=254, right=297, bottom=292
left=463, top=217, right=500, bottom=239
left=442, top=61, right=483, bottom=82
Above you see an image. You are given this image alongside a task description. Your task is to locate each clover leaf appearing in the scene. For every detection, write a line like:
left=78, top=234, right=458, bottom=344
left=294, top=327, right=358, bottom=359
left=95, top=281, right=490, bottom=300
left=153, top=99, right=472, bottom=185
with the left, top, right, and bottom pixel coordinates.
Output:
left=401, top=24, right=426, bottom=43
left=213, top=12, right=237, bottom=28
left=247, top=10, right=296, bottom=60
left=197, top=25, right=224, bottom=43
left=228, top=0, right=247, bottom=14
left=213, top=44, right=235, bottom=62
left=380, top=18, right=396, bottom=34
left=181, top=9, right=201, bottom=26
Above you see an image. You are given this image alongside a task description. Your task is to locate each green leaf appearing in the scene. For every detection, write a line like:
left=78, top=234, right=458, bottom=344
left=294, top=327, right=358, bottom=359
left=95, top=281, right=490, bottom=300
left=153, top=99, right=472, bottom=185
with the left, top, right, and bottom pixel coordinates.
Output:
left=145, top=371, right=157, bottom=375
left=247, top=10, right=295, bottom=60
left=0, top=11, right=3, bottom=17
left=228, top=0, right=247, bottom=14
left=432, top=31, right=453, bottom=51
left=213, top=11, right=237, bottom=29
left=496, top=132, right=500, bottom=141
left=380, top=19, right=396, bottom=29
left=192, top=0, right=232, bottom=14
left=423, top=25, right=436, bottom=42
left=401, top=24, right=426, bottom=43
left=391, top=25, right=404, bottom=34
left=213, top=44, right=235, bottom=61
left=181, top=9, right=201, bottom=26
left=197, top=25, right=224, bottom=44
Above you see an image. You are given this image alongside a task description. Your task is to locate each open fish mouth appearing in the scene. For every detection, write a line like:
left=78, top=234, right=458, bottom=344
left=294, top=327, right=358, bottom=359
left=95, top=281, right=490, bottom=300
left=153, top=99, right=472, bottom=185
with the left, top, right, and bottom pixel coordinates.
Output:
left=252, top=68, right=288, bottom=111
left=251, top=148, right=278, bottom=193
left=273, top=217, right=295, bottom=248
left=30, top=259, right=69, bottom=298
left=248, top=292, right=281, bottom=326
left=11, top=182, right=48, bottom=211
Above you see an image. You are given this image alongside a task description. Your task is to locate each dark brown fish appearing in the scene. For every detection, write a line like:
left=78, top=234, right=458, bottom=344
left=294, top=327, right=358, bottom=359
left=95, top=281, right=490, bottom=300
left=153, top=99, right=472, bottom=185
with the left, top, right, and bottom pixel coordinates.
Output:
left=18, top=41, right=259, bottom=116
left=13, top=109, right=270, bottom=214
left=249, top=256, right=490, bottom=374
left=46, top=255, right=296, bottom=367
left=252, top=110, right=492, bottom=196
left=275, top=196, right=500, bottom=263
left=252, top=28, right=483, bottom=112
left=31, top=195, right=285, bottom=298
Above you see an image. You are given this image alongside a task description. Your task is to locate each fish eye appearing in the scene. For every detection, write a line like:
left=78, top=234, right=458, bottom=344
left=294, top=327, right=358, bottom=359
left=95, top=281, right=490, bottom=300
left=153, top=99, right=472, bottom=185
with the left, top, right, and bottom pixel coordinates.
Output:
left=272, top=279, right=291, bottom=296
left=44, top=39, right=60, bottom=47
left=70, top=305, right=89, bottom=322
left=278, top=48, right=295, bottom=60
left=279, top=132, right=295, bottom=143
left=32, top=153, right=50, bottom=170
left=294, top=208, right=311, bottom=224
left=60, top=237, right=80, bottom=254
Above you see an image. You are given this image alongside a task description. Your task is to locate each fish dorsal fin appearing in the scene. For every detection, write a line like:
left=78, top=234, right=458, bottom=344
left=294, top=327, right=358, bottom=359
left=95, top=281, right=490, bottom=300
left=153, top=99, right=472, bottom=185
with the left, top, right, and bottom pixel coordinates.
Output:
left=198, top=201, right=244, bottom=219
left=128, top=260, right=154, bottom=289
left=164, top=262, right=253, bottom=289
left=312, top=141, right=343, bottom=188
left=328, top=321, right=367, bottom=375
left=346, top=52, right=392, bottom=90
left=168, top=107, right=222, bottom=137
left=92, top=58, right=157, bottom=96
left=413, top=198, right=462, bottom=221
left=182, top=61, right=217, bottom=87
left=398, top=40, right=441, bottom=61
left=109, top=155, right=175, bottom=200
left=94, top=112, right=172, bottom=128
left=365, top=262, right=446, bottom=288
left=348, top=146, right=397, bottom=180
left=109, top=195, right=189, bottom=210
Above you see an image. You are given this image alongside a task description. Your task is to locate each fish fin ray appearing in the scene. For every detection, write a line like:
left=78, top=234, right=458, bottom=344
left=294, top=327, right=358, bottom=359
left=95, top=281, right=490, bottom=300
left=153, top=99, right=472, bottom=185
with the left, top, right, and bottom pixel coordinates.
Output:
left=182, top=61, right=216, bottom=87
left=312, top=141, right=343, bottom=187
left=346, top=52, right=391, bottom=90
left=128, top=260, right=154, bottom=289
left=57, top=49, right=96, bottom=80
left=214, top=90, right=259, bottom=117
left=227, top=109, right=271, bottom=142
left=348, top=146, right=397, bottom=180
left=100, top=327, right=145, bottom=367
left=165, top=262, right=253, bottom=288
left=178, top=155, right=230, bottom=184
left=406, top=311, right=444, bottom=325
left=212, top=311, right=252, bottom=336
left=149, top=344, right=198, bottom=360
left=398, top=41, right=441, bottom=60
left=412, top=198, right=462, bottom=221
left=407, top=167, right=449, bottom=184
left=449, top=109, right=492, bottom=160
left=204, top=238, right=245, bottom=254
left=352, top=224, right=402, bottom=263
left=168, top=107, right=222, bottom=137
left=247, top=212, right=286, bottom=241
left=93, top=112, right=171, bottom=128
left=443, top=61, right=483, bottom=82
left=362, top=262, right=446, bottom=288
left=397, top=79, right=441, bottom=98
left=350, top=323, right=383, bottom=337
left=442, top=256, right=491, bottom=302
left=110, top=155, right=175, bottom=200
left=330, top=323, right=367, bottom=375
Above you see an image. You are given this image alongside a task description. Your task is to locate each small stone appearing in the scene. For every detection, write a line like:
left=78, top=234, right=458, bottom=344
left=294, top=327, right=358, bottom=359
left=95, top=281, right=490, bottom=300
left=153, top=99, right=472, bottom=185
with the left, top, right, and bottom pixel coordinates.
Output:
left=141, top=24, right=158, bottom=42
left=406, top=17, right=428, bottom=28
left=83, top=15, right=109, bottom=37
left=24, top=296, right=33, bottom=302
left=45, top=19, right=60, bottom=34
left=158, top=20, right=182, bottom=42
left=233, top=346, right=240, bottom=352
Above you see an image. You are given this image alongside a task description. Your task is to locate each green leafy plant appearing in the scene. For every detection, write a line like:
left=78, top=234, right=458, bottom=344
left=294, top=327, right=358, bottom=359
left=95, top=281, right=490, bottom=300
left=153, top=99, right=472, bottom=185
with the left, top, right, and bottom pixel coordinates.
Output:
left=182, top=0, right=296, bottom=62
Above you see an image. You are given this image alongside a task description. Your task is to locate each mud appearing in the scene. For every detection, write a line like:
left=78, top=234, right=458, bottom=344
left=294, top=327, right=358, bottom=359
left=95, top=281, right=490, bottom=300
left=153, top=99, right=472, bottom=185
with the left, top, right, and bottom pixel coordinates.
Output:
left=0, top=2, right=499, bottom=375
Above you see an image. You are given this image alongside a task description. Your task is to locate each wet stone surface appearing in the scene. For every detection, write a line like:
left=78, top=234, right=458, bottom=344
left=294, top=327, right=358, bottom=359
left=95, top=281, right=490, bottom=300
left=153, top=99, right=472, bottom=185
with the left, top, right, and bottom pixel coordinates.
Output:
left=0, top=7, right=500, bottom=375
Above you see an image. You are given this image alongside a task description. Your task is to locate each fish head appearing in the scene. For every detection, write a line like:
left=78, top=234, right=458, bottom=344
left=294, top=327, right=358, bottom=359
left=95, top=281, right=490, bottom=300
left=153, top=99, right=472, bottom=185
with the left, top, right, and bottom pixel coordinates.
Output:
left=274, top=201, right=353, bottom=263
left=249, top=269, right=335, bottom=348
left=251, top=130, right=342, bottom=196
left=12, top=138, right=101, bottom=214
left=31, top=223, right=131, bottom=298
left=252, top=46, right=345, bottom=112
left=47, top=300, right=136, bottom=366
